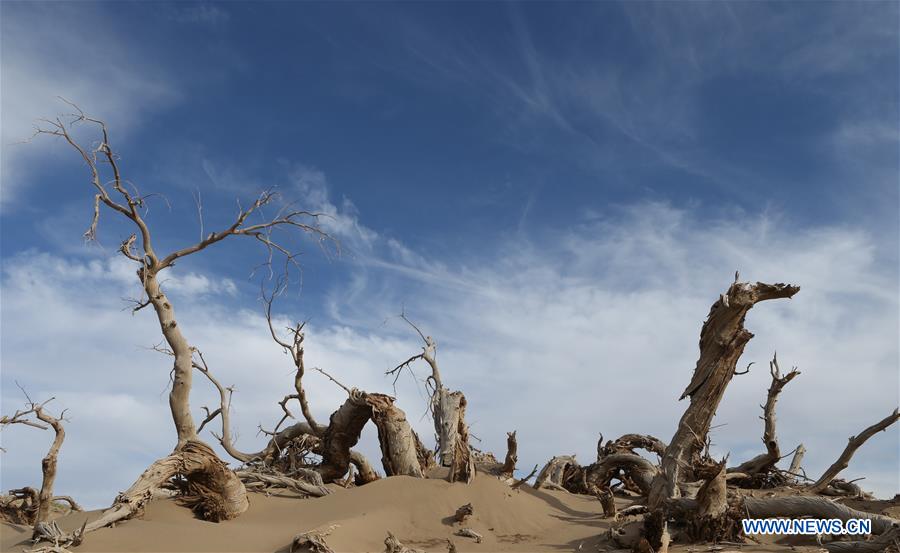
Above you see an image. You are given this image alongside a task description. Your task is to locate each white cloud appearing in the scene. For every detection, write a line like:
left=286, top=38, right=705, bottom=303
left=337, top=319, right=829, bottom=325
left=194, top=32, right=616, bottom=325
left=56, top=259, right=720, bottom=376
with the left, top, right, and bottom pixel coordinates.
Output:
left=1, top=201, right=897, bottom=509
left=0, top=3, right=179, bottom=212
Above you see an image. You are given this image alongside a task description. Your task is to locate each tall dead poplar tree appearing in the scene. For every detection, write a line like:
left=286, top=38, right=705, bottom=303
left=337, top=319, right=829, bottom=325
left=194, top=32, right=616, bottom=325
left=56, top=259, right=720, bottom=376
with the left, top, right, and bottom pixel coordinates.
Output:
left=648, top=278, right=799, bottom=508
left=34, top=104, right=331, bottom=535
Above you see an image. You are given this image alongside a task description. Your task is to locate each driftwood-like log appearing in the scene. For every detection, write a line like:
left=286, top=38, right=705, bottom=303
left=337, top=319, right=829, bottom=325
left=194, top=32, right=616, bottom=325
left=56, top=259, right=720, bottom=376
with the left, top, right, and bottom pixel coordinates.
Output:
left=649, top=280, right=799, bottom=508
left=746, top=495, right=900, bottom=552
left=453, top=503, right=473, bottom=524
left=729, top=353, right=799, bottom=481
left=808, top=408, right=900, bottom=493
left=290, top=524, right=338, bottom=553
left=384, top=532, right=425, bottom=553
left=743, top=495, right=899, bottom=535
left=454, top=528, right=483, bottom=543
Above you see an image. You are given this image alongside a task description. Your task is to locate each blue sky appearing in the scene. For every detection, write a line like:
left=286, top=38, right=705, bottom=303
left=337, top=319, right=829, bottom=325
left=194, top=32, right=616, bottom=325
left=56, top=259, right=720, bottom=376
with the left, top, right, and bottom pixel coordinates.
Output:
left=1, top=2, right=898, bottom=506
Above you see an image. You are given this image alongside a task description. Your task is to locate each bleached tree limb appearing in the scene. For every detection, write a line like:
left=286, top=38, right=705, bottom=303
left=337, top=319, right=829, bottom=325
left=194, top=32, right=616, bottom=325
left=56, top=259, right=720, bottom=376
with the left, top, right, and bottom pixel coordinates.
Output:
left=808, top=408, right=900, bottom=493
left=730, top=353, right=800, bottom=479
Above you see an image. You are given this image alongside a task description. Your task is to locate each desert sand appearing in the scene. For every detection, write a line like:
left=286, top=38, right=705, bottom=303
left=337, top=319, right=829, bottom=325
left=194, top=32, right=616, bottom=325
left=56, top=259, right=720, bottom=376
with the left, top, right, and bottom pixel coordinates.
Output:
left=6, top=470, right=890, bottom=553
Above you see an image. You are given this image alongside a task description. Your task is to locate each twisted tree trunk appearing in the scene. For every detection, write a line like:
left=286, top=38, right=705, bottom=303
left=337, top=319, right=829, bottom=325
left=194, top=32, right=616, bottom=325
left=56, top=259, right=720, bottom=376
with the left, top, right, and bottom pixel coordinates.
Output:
left=32, top=407, right=65, bottom=529
left=319, top=390, right=427, bottom=482
left=648, top=280, right=799, bottom=509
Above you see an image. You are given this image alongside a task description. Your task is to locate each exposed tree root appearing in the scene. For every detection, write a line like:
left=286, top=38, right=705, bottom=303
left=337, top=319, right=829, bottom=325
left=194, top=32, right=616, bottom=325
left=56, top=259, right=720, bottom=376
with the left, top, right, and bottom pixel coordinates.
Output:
left=35, top=440, right=248, bottom=546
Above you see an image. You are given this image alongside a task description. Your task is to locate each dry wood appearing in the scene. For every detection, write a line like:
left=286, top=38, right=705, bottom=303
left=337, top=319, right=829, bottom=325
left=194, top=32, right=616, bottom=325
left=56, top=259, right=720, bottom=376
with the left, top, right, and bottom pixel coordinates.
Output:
left=0, top=394, right=76, bottom=531
left=290, top=524, right=338, bottom=553
left=39, top=440, right=248, bottom=545
left=809, top=408, right=900, bottom=493
left=447, top=393, right=475, bottom=483
left=511, top=464, right=539, bottom=489
left=35, top=106, right=336, bottom=520
left=319, top=390, right=426, bottom=482
left=388, top=317, right=473, bottom=474
left=729, top=353, right=799, bottom=480
left=30, top=402, right=65, bottom=531
left=787, top=443, right=806, bottom=480
left=649, top=280, right=800, bottom=508
left=453, top=503, right=474, bottom=524
left=599, top=434, right=667, bottom=458
left=694, top=460, right=727, bottom=519
left=598, top=489, right=617, bottom=518
left=454, top=528, right=483, bottom=543
left=235, top=469, right=330, bottom=497
left=586, top=453, right=659, bottom=496
left=535, top=455, right=580, bottom=491
left=743, top=495, right=898, bottom=535
left=501, top=430, right=518, bottom=478
left=384, top=532, right=425, bottom=553
left=368, top=394, right=426, bottom=478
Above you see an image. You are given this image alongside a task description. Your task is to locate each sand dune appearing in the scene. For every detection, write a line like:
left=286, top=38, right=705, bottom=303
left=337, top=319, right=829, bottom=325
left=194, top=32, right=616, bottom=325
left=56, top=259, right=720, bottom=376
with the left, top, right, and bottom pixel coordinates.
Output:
left=1, top=472, right=856, bottom=553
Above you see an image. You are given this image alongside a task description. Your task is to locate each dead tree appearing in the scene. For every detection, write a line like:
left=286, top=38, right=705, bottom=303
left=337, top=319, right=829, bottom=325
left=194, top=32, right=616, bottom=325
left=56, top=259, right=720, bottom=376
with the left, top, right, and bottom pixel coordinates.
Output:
left=196, top=343, right=428, bottom=485
left=387, top=315, right=474, bottom=482
left=34, top=104, right=333, bottom=534
left=648, top=279, right=800, bottom=509
left=728, top=353, right=800, bottom=487
left=0, top=395, right=81, bottom=530
left=808, top=408, right=900, bottom=493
